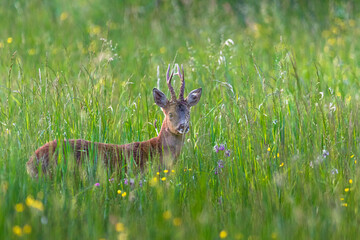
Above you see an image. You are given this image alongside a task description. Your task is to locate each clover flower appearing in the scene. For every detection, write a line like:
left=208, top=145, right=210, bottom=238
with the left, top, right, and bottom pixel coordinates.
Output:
left=94, top=183, right=100, bottom=187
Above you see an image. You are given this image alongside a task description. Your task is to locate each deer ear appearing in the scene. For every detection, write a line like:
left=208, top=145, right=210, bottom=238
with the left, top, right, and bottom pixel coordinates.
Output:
left=186, top=88, right=202, bottom=107
left=153, top=88, right=168, bottom=108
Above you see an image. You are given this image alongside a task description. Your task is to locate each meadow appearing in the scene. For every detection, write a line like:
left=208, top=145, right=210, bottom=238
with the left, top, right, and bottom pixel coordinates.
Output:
left=1, top=0, right=360, bottom=239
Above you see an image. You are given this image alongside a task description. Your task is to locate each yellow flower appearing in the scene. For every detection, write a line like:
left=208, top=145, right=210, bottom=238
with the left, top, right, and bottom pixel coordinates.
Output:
left=7, top=37, right=13, bottom=44
left=277, top=153, right=279, bottom=157
left=28, top=49, right=36, bottom=55
left=32, top=200, right=44, bottom=211
left=351, top=154, right=355, bottom=158
left=188, top=168, right=192, bottom=171
left=171, top=170, right=175, bottom=173
left=60, top=12, right=69, bottom=21
left=15, top=203, right=24, bottom=212
left=160, top=47, right=166, bottom=54
left=279, top=162, right=284, bottom=167
left=12, top=225, right=22, bottom=236
left=345, top=188, right=350, bottom=192
left=163, top=170, right=168, bottom=173
left=25, top=196, right=35, bottom=206
left=23, top=224, right=32, bottom=234
left=173, top=218, right=182, bottom=226
left=219, top=230, right=228, bottom=239
left=163, top=211, right=171, bottom=219
left=355, top=160, right=357, bottom=164
left=342, top=203, right=348, bottom=207
left=156, top=172, right=160, bottom=175
left=340, top=198, right=344, bottom=201
left=267, top=147, right=271, bottom=152
left=150, top=177, right=158, bottom=187
left=349, top=179, right=353, bottom=184
left=115, top=222, right=125, bottom=232
left=121, top=192, right=127, bottom=197
left=161, top=177, right=166, bottom=181
left=117, top=190, right=122, bottom=194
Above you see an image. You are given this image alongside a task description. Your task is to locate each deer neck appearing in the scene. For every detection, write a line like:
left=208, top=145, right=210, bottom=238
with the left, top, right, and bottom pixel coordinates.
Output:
left=158, top=120, right=185, bottom=158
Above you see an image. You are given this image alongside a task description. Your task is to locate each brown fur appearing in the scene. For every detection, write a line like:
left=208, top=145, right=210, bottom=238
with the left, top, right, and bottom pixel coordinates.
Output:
left=26, top=65, right=202, bottom=178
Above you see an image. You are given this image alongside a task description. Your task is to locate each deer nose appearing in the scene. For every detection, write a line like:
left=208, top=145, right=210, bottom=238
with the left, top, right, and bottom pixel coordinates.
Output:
left=177, top=124, right=186, bottom=134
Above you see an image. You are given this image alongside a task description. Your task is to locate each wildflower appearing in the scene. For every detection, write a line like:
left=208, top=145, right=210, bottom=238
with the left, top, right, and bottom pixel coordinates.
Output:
left=345, top=188, right=350, bottom=192
left=349, top=179, right=353, bottom=184
left=15, top=203, right=24, bottom=212
left=279, top=162, right=284, bottom=167
left=225, top=39, right=234, bottom=46
left=214, top=144, right=225, bottom=153
left=160, top=47, right=166, bottom=54
left=129, top=178, right=135, bottom=186
left=225, top=150, right=231, bottom=157
left=28, top=49, right=36, bottom=55
left=340, top=198, right=344, bottom=201
left=161, top=177, right=166, bottom=181
left=124, top=178, right=128, bottom=185
left=188, top=168, right=192, bottom=171
left=342, top=203, right=348, bottom=207
left=164, top=170, right=168, bottom=173
left=331, top=168, right=338, bottom=175
left=351, top=155, right=355, bottom=158
left=171, top=170, right=175, bottom=173
left=322, top=150, right=329, bottom=158
left=116, top=222, right=125, bottom=232
left=60, top=12, right=68, bottom=21
left=219, top=230, right=228, bottom=239
left=218, top=160, right=224, bottom=169
left=117, top=190, right=122, bottom=194
left=156, top=172, right=160, bottom=175
left=163, top=211, right=171, bottom=219
left=121, top=192, right=127, bottom=197
left=23, top=224, right=32, bottom=234
left=94, top=183, right=100, bottom=187
left=150, top=177, right=158, bottom=187
left=7, top=37, right=13, bottom=44
left=267, top=147, right=271, bottom=152
left=173, top=218, right=182, bottom=226
left=139, top=180, right=143, bottom=187
left=277, top=153, right=280, bottom=158
left=109, top=178, right=114, bottom=182
left=12, top=225, right=22, bottom=236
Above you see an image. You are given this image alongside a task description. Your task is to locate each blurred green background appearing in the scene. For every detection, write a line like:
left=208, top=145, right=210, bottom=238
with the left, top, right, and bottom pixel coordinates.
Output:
left=1, top=0, right=360, bottom=239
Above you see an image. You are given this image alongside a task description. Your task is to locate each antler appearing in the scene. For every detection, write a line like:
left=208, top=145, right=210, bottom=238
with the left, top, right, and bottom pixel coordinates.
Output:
left=178, top=64, right=185, bottom=101
left=166, top=64, right=176, bottom=101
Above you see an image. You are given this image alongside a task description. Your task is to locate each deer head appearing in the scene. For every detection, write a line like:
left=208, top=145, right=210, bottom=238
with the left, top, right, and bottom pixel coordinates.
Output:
left=153, top=64, right=202, bottom=135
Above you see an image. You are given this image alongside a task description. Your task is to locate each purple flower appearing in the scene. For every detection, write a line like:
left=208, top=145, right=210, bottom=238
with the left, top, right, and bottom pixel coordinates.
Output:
left=139, top=180, right=143, bottom=187
left=322, top=149, right=329, bottom=158
left=94, top=183, right=100, bottom=187
left=214, top=169, right=218, bottom=175
left=130, top=178, right=135, bottom=186
left=214, top=144, right=226, bottom=153
left=217, top=160, right=224, bottom=169
left=218, top=144, right=225, bottom=151
left=109, top=178, right=114, bottom=182
left=124, top=178, right=128, bottom=185
left=225, top=150, right=231, bottom=157
left=331, top=168, right=338, bottom=175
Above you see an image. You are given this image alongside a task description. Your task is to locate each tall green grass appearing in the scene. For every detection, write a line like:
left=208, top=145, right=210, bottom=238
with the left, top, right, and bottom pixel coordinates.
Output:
left=1, top=0, right=360, bottom=239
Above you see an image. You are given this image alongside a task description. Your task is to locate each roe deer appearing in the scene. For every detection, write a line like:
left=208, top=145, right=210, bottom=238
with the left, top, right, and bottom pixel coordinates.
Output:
left=26, top=64, right=202, bottom=177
